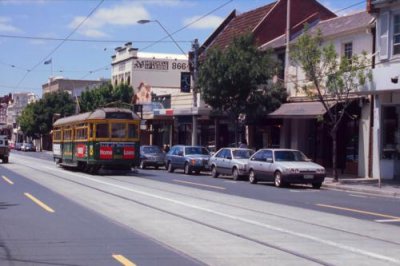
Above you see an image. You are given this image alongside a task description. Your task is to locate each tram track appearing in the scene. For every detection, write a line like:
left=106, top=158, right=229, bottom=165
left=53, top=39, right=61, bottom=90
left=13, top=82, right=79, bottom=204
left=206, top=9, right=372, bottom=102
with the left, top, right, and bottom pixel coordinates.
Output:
left=5, top=154, right=400, bottom=265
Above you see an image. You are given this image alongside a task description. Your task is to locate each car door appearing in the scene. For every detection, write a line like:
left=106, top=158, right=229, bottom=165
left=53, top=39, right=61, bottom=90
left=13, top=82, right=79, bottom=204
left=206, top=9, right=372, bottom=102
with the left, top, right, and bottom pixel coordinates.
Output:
left=249, top=150, right=266, bottom=179
left=175, top=146, right=186, bottom=169
left=219, top=149, right=230, bottom=175
left=212, top=149, right=224, bottom=173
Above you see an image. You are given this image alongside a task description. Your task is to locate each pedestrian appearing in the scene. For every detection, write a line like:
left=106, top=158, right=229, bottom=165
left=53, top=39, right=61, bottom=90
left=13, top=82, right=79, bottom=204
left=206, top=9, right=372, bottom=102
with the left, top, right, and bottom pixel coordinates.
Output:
left=164, top=144, right=170, bottom=153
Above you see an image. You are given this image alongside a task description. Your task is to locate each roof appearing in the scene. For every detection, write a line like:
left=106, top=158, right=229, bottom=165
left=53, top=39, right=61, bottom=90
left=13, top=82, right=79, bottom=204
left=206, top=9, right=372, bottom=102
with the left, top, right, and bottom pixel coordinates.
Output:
left=53, top=108, right=138, bottom=126
left=208, top=2, right=276, bottom=49
left=262, top=11, right=375, bottom=50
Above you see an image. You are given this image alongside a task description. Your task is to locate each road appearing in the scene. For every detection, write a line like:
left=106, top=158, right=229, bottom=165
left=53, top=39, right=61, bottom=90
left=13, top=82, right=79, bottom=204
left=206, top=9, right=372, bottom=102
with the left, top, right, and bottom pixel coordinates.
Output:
left=1, top=151, right=400, bottom=265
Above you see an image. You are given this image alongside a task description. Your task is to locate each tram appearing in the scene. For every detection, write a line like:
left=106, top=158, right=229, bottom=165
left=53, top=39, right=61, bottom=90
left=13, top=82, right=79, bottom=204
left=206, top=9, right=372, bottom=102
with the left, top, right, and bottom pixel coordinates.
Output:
left=52, top=108, right=140, bottom=174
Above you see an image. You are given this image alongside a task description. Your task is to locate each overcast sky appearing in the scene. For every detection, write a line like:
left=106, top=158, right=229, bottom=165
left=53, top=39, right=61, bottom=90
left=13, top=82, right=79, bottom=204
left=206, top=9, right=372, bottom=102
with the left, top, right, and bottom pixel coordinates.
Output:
left=0, top=0, right=366, bottom=97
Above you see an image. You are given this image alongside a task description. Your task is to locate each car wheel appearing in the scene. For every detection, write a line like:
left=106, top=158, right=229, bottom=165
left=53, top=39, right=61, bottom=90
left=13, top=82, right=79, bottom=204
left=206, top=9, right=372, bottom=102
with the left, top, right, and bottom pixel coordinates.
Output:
left=167, top=162, right=174, bottom=173
left=184, top=163, right=192, bottom=175
left=312, top=182, right=322, bottom=189
left=274, top=171, right=284, bottom=187
left=249, top=170, right=257, bottom=184
left=211, top=166, right=219, bottom=178
left=195, top=170, right=200, bottom=175
left=155, top=166, right=159, bottom=170
left=232, top=167, right=240, bottom=181
left=3, top=157, right=8, bottom=163
left=139, top=161, right=146, bottom=169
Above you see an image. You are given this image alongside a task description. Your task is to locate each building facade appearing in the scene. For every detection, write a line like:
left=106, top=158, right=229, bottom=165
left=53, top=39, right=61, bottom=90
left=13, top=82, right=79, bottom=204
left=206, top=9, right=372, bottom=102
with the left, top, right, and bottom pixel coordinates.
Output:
left=263, top=11, right=375, bottom=177
left=111, top=42, right=211, bottom=147
left=368, top=0, right=400, bottom=180
left=42, top=77, right=107, bottom=96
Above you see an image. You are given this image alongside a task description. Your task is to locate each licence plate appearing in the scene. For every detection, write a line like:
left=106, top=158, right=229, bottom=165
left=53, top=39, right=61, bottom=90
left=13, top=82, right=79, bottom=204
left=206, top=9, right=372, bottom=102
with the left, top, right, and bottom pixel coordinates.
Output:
left=304, top=174, right=314, bottom=179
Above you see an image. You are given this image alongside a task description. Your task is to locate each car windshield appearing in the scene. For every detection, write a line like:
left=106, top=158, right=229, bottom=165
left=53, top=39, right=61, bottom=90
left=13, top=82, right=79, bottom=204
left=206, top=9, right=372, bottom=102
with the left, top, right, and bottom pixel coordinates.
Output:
left=185, top=147, right=209, bottom=155
left=274, top=150, right=307, bottom=162
left=143, top=146, right=162, bottom=154
left=232, top=149, right=254, bottom=159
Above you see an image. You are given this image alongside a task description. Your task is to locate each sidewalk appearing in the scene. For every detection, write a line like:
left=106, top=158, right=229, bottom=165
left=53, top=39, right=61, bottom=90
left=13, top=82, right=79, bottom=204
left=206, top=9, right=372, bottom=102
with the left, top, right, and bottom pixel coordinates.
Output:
left=323, top=176, right=400, bottom=198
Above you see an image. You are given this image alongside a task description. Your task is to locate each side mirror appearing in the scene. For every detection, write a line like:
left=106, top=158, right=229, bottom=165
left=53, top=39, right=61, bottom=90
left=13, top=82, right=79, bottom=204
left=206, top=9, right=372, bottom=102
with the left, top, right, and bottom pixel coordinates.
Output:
left=226, top=156, right=232, bottom=160
left=266, top=158, right=273, bottom=163
left=178, top=151, right=184, bottom=156
left=305, top=158, right=312, bottom=162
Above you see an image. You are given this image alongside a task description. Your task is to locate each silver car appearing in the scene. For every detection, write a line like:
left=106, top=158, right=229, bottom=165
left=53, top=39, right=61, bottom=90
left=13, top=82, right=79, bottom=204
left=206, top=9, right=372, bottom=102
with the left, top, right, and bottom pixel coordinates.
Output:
left=165, top=145, right=210, bottom=175
left=209, top=148, right=255, bottom=180
left=139, top=145, right=165, bottom=169
left=247, top=149, right=326, bottom=189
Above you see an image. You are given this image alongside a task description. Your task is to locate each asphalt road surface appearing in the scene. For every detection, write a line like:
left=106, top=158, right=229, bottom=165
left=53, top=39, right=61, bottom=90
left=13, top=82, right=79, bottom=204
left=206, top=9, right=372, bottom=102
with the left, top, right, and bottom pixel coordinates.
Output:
left=1, top=152, right=400, bottom=265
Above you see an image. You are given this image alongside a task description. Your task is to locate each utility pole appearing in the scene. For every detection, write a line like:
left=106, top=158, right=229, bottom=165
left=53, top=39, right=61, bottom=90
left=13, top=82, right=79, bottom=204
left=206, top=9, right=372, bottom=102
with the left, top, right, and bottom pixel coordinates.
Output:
left=191, top=39, right=199, bottom=146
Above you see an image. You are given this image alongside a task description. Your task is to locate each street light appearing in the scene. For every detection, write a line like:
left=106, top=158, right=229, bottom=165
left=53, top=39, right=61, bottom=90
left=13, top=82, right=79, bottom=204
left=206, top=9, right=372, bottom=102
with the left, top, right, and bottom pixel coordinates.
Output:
left=137, top=19, right=187, bottom=58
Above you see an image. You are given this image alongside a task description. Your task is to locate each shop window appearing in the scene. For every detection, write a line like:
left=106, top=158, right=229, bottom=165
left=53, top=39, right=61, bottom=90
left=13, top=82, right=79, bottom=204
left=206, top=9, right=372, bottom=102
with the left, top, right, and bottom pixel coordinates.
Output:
left=394, top=14, right=400, bottom=55
left=382, top=106, right=400, bottom=159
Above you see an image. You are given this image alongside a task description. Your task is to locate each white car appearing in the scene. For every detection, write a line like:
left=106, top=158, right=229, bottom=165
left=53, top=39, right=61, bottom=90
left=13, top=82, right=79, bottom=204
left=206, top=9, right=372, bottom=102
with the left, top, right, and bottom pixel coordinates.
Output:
left=209, top=148, right=255, bottom=180
left=247, top=149, right=326, bottom=188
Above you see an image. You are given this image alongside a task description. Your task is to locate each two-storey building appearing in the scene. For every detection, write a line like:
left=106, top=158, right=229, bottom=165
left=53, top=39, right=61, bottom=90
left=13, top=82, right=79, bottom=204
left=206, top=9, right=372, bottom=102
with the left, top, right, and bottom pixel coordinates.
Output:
left=263, top=11, right=375, bottom=177
left=368, top=0, right=400, bottom=180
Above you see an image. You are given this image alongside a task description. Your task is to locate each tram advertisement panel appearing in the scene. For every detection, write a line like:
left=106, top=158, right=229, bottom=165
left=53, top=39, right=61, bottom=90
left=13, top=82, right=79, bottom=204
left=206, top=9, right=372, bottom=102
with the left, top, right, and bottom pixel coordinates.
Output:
left=99, top=142, right=136, bottom=160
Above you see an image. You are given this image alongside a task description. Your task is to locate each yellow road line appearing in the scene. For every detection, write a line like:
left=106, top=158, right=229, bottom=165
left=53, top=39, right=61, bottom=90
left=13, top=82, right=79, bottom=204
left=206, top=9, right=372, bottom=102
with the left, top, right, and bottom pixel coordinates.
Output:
left=24, top=193, right=55, bottom=213
left=317, top=203, right=400, bottom=220
left=173, top=179, right=226, bottom=190
left=2, top=175, right=14, bottom=185
left=112, top=254, right=136, bottom=266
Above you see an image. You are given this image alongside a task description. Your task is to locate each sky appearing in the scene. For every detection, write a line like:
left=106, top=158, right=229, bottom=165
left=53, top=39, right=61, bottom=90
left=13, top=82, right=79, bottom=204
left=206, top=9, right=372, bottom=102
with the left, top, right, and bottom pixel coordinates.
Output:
left=0, top=0, right=366, bottom=97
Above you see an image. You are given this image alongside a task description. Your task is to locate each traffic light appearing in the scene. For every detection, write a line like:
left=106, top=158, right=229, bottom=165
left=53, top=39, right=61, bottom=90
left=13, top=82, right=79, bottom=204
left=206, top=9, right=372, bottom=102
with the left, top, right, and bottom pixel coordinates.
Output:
left=180, top=72, right=191, bottom=93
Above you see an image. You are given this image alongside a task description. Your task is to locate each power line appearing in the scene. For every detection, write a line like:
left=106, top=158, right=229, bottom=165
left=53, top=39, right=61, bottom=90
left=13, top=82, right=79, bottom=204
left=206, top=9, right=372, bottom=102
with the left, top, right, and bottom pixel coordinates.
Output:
left=0, top=34, right=191, bottom=44
left=333, top=1, right=365, bottom=14
left=14, top=0, right=105, bottom=89
left=138, top=0, right=233, bottom=51
left=82, top=0, right=234, bottom=79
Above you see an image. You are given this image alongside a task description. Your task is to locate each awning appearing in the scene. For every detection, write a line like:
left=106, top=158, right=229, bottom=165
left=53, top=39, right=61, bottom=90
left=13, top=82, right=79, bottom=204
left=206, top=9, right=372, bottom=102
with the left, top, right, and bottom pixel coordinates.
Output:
left=268, top=102, right=329, bottom=119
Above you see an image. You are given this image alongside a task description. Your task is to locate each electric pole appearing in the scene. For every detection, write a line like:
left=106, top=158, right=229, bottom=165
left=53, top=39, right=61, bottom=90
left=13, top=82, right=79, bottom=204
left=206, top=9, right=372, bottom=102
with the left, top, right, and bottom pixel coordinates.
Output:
left=191, top=39, right=199, bottom=145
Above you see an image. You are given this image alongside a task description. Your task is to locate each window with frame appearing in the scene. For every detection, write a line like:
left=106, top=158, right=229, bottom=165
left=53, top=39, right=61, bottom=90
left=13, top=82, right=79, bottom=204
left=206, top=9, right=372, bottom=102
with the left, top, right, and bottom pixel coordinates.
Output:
left=394, top=14, right=400, bottom=55
left=343, top=42, right=353, bottom=60
left=64, top=129, right=72, bottom=140
left=53, top=130, right=62, bottom=141
left=381, top=106, right=400, bottom=159
left=128, top=123, right=138, bottom=138
left=111, top=123, right=126, bottom=138
left=96, top=123, right=109, bottom=138
left=75, top=127, right=87, bottom=140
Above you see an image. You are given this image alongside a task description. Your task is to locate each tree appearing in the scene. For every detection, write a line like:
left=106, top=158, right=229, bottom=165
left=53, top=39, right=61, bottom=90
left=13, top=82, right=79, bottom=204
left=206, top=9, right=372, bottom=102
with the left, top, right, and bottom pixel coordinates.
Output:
left=19, top=91, right=76, bottom=149
left=79, top=83, right=133, bottom=112
left=290, top=28, right=372, bottom=181
left=198, top=33, right=287, bottom=146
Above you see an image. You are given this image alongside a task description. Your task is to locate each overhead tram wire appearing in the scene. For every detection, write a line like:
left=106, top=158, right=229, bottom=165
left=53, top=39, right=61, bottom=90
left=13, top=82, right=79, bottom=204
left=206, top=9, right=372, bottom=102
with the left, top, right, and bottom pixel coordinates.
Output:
left=80, top=0, right=364, bottom=80
left=81, top=0, right=233, bottom=79
left=14, top=0, right=105, bottom=89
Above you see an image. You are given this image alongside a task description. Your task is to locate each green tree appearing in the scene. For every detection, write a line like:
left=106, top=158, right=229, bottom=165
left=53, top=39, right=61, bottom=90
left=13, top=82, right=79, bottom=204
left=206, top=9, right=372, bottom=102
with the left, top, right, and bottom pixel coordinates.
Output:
left=198, top=33, right=286, bottom=145
left=290, top=28, right=372, bottom=181
left=19, top=91, right=75, bottom=149
left=79, top=83, right=133, bottom=112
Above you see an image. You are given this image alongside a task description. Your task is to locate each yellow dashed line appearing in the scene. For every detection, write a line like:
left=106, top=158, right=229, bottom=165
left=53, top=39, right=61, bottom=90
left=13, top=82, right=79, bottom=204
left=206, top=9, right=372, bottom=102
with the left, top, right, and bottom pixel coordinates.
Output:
left=317, top=203, right=400, bottom=220
left=2, top=175, right=14, bottom=185
left=24, top=193, right=55, bottom=213
left=112, top=254, right=136, bottom=266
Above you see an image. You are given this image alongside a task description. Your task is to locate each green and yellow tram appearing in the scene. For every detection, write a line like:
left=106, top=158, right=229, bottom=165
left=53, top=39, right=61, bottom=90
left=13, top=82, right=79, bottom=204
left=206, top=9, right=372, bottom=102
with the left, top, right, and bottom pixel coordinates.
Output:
left=52, top=108, right=140, bottom=174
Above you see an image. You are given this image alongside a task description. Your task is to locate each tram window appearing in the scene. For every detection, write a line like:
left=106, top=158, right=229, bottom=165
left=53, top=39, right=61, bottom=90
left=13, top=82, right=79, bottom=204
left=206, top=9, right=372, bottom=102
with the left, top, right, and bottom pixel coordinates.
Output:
left=96, top=123, right=109, bottom=138
left=111, top=123, right=126, bottom=138
left=76, top=128, right=87, bottom=140
left=128, top=124, right=138, bottom=138
left=88, top=124, right=93, bottom=138
left=64, top=129, right=72, bottom=140
left=53, top=130, right=62, bottom=141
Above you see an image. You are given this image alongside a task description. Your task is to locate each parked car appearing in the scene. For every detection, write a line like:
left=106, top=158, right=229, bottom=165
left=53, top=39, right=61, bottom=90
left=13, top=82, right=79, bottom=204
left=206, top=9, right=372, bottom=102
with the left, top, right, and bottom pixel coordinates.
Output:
left=21, top=142, right=36, bottom=152
left=165, top=145, right=210, bottom=175
left=14, top=142, right=23, bottom=150
left=247, top=149, right=326, bottom=189
left=139, top=145, right=165, bottom=169
left=209, top=148, right=255, bottom=180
